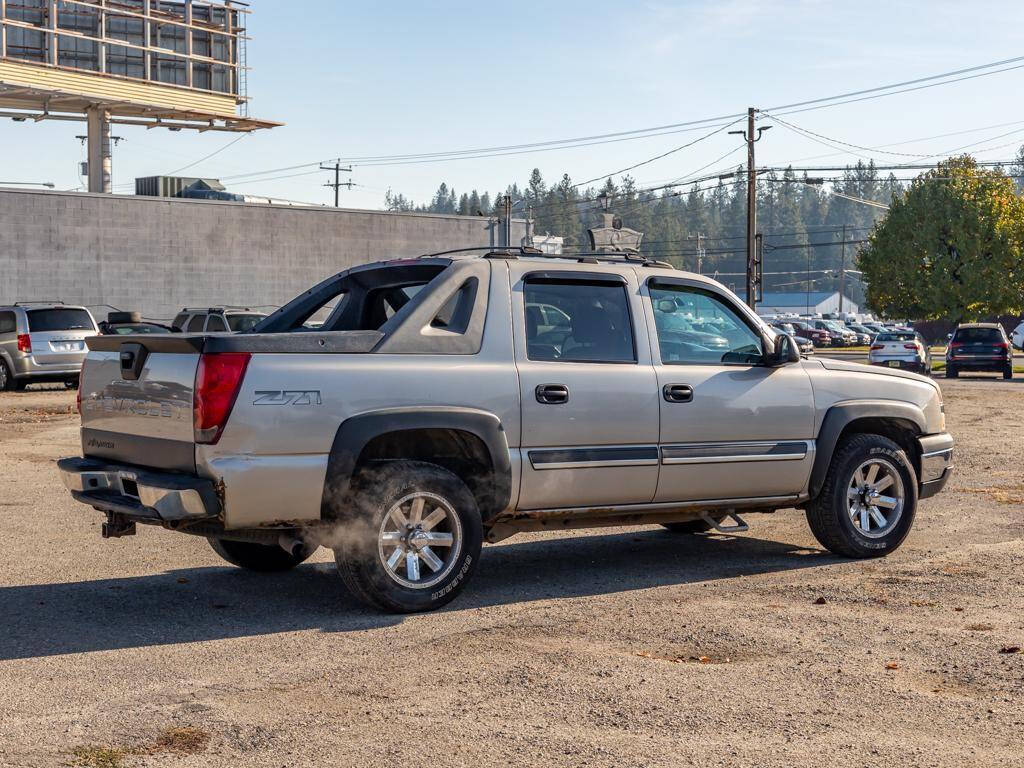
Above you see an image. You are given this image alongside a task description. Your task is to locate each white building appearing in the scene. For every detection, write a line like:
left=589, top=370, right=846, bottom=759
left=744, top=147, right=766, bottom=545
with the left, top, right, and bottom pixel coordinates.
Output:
left=755, top=291, right=860, bottom=317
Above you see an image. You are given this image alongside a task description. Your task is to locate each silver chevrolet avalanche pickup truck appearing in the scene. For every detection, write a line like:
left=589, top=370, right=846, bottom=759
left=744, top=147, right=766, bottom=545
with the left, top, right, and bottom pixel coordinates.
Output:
left=58, top=248, right=954, bottom=613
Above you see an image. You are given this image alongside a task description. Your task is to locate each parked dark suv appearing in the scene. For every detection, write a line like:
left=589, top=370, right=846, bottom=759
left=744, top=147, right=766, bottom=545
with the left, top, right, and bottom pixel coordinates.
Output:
left=946, top=323, right=1013, bottom=379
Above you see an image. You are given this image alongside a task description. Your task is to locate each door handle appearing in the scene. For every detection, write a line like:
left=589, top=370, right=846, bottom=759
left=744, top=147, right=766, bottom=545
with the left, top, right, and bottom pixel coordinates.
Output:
left=535, top=384, right=569, bottom=404
left=663, top=383, right=693, bottom=403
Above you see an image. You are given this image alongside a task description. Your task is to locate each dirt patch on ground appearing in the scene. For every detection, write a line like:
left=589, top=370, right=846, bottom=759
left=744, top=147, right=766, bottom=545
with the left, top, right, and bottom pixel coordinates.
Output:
left=1, top=379, right=1022, bottom=768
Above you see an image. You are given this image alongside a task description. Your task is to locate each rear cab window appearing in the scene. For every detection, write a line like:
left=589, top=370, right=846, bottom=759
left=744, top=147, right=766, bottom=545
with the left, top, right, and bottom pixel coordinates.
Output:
left=26, top=308, right=95, bottom=332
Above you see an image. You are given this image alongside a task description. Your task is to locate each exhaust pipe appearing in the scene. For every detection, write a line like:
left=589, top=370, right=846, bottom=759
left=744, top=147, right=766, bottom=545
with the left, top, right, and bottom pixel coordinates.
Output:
left=278, top=533, right=306, bottom=557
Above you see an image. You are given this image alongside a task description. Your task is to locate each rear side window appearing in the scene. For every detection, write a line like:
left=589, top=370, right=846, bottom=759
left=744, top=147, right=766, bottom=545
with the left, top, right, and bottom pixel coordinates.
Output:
left=172, top=313, right=189, bottom=330
left=226, top=314, right=264, bottom=332
left=953, top=327, right=1003, bottom=343
left=186, top=315, right=206, bottom=332
left=206, top=315, right=229, bottom=332
left=0, top=312, right=15, bottom=334
left=26, top=308, right=94, bottom=332
left=524, top=278, right=635, bottom=363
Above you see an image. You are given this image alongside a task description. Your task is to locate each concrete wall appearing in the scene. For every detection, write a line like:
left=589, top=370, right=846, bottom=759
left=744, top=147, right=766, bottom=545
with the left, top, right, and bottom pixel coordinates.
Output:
left=0, top=188, right=526, bottom=320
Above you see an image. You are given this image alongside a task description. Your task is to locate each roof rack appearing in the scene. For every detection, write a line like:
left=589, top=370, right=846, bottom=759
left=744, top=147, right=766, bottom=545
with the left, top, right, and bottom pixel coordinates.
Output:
left=14, top=300, right=65, bottom=306
left=180, top=306, right=256, bottom=313
left=416, top=245, right=675, bottom=269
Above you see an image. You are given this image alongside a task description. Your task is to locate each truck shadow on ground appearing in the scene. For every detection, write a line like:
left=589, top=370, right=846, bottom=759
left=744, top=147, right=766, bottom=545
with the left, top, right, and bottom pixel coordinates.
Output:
left=0, top=529, right=836, bottom=661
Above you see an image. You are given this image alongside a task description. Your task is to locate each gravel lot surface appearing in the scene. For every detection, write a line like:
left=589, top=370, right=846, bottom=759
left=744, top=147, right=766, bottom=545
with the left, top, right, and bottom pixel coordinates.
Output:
left=1, top=377, right=1022, bottom=768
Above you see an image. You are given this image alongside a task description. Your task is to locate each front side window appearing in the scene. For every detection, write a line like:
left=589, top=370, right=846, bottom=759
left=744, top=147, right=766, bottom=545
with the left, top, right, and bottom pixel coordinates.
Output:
left=649, top=283, right=764, bottom=365
left=524, top=279, right=635, bottom=363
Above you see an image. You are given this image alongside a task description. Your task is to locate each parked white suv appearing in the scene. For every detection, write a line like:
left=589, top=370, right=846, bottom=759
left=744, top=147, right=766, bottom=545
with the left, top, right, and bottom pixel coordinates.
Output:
left=1011, top=321, right=1024, bottom=351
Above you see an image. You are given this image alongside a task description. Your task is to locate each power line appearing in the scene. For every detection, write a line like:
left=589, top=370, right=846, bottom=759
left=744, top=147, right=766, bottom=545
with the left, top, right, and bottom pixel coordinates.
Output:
left=199, top=54, right=1024, bottom=184
left=162, top=133, right=249, bottom=177
left=571, top=118, right=746, bottom=188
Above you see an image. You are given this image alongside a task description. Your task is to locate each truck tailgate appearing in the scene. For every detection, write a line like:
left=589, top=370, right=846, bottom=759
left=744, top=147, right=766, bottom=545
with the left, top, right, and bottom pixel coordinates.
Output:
left=79, top=336, right=202, bottom=472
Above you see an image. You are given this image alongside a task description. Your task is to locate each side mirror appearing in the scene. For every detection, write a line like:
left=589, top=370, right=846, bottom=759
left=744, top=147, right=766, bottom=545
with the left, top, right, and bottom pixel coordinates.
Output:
left=947, top=333, right=953, bottom=339
left=766, top=333, right=801, bottom=366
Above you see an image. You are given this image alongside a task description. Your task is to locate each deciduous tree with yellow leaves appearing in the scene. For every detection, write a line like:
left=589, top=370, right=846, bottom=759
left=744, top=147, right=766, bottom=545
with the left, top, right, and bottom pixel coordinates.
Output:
left=859, top=156, right=1024, bottom=321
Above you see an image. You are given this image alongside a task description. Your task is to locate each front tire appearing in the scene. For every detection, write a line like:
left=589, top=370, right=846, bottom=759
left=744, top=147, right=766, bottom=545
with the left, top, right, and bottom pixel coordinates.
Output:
left=806, top=434, right=917, bottom=558
left=208, top=537, right=316, bottom=571
left=333, top=460, right=482, bottom=613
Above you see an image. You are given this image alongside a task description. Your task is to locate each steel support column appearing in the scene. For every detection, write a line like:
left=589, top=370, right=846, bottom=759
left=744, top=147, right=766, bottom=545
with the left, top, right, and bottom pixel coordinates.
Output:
left=87, top=107, right=112, bottom=193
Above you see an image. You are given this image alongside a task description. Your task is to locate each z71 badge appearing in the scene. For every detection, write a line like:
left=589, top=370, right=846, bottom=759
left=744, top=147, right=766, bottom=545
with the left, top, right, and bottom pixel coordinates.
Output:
left=252, top=390, right=322, bottom=406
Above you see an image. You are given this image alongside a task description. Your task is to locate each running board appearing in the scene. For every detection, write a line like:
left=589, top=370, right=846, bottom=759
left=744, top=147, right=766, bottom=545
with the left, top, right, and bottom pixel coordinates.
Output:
left=702, top=512, right=749, bottom=533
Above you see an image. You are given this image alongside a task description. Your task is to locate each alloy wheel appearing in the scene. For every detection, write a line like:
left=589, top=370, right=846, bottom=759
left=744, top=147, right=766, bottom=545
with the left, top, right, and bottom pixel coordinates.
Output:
left=846, top=458, right=904, bottom=538
left=377, top=492, right=463, bottom=589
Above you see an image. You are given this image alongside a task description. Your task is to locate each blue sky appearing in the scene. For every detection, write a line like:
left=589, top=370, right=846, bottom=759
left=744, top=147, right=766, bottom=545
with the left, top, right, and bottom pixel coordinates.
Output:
left=4, top=0, right=1024, bottom=207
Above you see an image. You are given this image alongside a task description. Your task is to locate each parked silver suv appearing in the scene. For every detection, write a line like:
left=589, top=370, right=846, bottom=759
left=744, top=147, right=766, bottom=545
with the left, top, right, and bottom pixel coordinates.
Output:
left=58, top=248, right=953, bottom=613
left=171, top=307, right=267, bottom=334
left=0, top=302, right=97, bottom=391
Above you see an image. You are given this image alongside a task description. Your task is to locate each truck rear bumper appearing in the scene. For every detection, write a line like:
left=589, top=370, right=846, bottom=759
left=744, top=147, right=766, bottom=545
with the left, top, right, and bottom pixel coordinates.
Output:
left=918, top=433, right=953, bottom=499
left=57, top=456, right=220, bottom=522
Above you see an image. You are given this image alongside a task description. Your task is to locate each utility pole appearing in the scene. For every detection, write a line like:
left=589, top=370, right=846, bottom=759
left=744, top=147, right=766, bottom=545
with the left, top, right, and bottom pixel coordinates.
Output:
left=696, top=232, right=704, bottom=274
left=77, top=129, right=123, bottom=193
left=838, top=223, right=846, bottom=315
left=501, top=194, right=512, bottom=246
left=729, top=108, right=771, bottom=309
left=320, top=161, right=353, bottom=207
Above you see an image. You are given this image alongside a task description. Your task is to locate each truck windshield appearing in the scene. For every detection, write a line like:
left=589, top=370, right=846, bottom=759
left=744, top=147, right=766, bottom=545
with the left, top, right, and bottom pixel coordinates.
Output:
left=27, top=308, right=94, bottom=332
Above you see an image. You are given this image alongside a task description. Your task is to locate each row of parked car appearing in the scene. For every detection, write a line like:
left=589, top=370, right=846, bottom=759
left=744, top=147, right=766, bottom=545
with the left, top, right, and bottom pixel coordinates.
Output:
left=766, top=316, right=896, bottom=349
left=0, top=302, right=267, bottom=391
left=766, top=312, right=1019, bottom=379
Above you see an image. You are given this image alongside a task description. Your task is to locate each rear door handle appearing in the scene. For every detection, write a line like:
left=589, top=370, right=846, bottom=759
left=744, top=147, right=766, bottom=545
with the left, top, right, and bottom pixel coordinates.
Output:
left=535, top=384, right=569, bottom=404
left=663, top=384, right=693, bottom=403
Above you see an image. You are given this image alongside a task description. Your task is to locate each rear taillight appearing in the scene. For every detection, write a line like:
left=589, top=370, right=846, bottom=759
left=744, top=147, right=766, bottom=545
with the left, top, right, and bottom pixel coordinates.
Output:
left=904, top=343, right=919, bottom=350
left=193, top=353, right=250, bottom=445
left=996, top=342, right=1009, bottom=351
left=870, top=344, right=884, bottom=351
left=16, top=334, right=31, bottom=353
left=950, top=342, right=964, bottom=349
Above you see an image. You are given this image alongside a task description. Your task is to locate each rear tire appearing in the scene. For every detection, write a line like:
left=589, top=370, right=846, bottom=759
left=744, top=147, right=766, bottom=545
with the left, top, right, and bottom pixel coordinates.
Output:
left=945, top=365, right=958, bottom=379
left=333, top=460, right=482, bottom=613
left=1004, top=366, right=1013, bottom=380
left=806, top=433, right=917, bottom=559
left=208, top=537, right=315, bottom=571
left=64, top=377, right=79, bottom=390
left=0, top=360, right=12, bottom=392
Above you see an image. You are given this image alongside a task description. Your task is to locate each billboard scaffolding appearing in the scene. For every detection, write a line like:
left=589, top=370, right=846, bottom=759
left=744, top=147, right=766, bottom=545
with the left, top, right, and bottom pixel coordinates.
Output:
left=0, top=0, right=281, bottom=192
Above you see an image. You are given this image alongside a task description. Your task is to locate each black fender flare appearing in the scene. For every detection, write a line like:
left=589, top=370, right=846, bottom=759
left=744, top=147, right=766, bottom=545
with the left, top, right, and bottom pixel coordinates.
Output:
left=809, top=401, right=926, bottom=499
left=321, top=407, right=512, bottom=520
